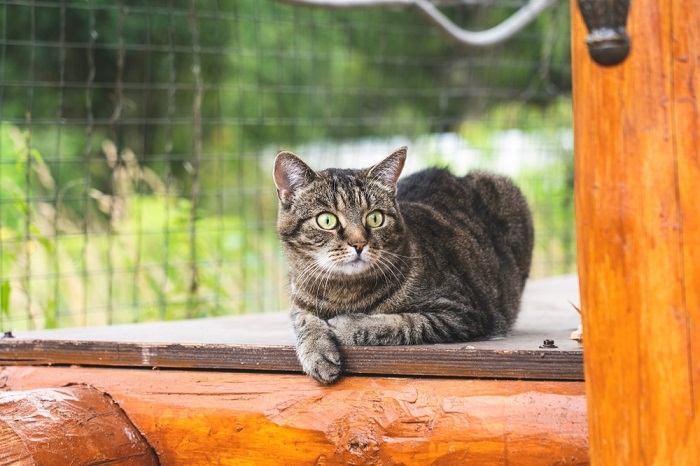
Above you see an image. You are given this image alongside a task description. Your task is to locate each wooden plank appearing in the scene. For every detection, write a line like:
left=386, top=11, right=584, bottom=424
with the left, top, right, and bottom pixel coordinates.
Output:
left=8, top=275, right=581, bottom=346
left=0, top=275, right=582, bottom=380
left=0, top=366, right=589, bottom=465
left=0, top=338, right=583, bottom=380
left=0, top=385, right=158, bottom=465
left=572, top=0, right=700, bottom=463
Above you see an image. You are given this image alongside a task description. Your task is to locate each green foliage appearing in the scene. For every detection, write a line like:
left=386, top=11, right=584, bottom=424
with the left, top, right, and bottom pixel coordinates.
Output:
left=0, top=1, right=574, bottom=330
left=518, top=158, right=575, bottom=276
left=0, top=280, right=9, bottom=318
left=0, top=127, right=286, bottom=330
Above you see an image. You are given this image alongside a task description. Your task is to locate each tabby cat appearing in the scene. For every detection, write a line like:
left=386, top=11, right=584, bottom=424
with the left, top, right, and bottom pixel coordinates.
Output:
left=274, top=147, right=533, bottom=384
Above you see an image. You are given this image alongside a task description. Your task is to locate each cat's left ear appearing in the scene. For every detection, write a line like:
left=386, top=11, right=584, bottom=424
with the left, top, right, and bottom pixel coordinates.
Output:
left=368, top=146, right=407, bottom=188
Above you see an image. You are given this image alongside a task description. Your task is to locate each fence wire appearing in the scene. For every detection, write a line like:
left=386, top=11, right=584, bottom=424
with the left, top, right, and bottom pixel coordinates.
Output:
left=0, top=0, right=572, bottom=331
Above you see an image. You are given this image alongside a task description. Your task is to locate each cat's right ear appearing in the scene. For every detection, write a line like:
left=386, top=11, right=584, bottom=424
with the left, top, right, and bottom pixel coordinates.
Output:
left=273, top=151, right=316, bottom=206
left=368, top=146, right=407, bottom=188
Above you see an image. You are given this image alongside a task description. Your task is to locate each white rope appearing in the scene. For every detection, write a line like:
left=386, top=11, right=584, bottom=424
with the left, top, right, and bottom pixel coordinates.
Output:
left=281, top=0, right=558, bottom=47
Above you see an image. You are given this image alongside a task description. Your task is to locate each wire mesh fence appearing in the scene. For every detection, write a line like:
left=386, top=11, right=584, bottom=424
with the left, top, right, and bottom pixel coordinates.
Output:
left=0, top=0, right=572, bottom=331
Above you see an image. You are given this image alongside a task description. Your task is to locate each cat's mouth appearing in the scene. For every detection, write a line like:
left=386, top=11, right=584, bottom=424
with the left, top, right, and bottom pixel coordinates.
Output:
left=333, top=255, right=371, bottom=275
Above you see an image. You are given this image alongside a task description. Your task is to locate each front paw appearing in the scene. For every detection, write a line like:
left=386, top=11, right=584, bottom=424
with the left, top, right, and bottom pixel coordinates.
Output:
left=296, top=329, right=342, bottom=384
left=327, top=314, right=359, bottom=345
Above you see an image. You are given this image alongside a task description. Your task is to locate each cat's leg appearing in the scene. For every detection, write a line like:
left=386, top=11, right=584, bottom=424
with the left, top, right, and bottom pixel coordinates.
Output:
left=291, top=307, right=342, bottom=384
left=328, top=304, right=488, bottom=346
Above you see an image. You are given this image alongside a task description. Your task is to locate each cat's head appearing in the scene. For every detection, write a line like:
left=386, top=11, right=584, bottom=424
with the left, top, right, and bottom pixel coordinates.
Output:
left=273, top=147, right=407, bottom=278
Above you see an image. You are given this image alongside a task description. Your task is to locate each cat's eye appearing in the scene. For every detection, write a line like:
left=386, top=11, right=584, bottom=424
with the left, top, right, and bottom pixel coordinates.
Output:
left=316, top=212, right=338, bottom=230
left=366, top=210, right=384, bottom=228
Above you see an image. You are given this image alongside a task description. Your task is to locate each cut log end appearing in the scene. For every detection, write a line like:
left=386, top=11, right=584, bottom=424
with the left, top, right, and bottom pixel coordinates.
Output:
left=0, top=385, right=159, bottom=466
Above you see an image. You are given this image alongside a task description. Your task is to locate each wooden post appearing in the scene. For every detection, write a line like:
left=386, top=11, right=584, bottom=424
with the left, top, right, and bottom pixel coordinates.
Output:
left=572, top=0, right=700, bottom=464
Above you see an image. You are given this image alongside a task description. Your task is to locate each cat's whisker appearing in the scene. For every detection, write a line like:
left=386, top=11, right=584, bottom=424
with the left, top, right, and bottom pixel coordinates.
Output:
left=378, top=254, right=409, bottom=271
left=369, top=251, right=404, bottom=286
left=313, top=260, right=335, bottom=310
left=376, top=251, right=406, bottom=272
left=379, top=249, right=422, bottom=261
left=293, top=260, right=322, bottom=291
left=319, top=265, right=335, bottom=311
left=296, top=258, right=331, bottom=300
left=292, top=268, right=314, bottom=292
left=381, top=253, right=407, bottom=281
left=377, top=252, right=404, bottom=273
left=294, top=259, right=319, bottom=281
left=378, top=257, right=404, bottom=285
left=370, top=253, right=392, bottom=288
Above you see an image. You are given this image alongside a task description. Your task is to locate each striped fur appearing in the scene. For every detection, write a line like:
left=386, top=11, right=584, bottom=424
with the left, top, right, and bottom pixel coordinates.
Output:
left=274, top=147, right=534, bottom=384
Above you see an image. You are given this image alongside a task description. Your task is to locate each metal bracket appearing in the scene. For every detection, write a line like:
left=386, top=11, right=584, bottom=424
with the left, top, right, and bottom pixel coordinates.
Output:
left=577, top=0, right=631, bottom=66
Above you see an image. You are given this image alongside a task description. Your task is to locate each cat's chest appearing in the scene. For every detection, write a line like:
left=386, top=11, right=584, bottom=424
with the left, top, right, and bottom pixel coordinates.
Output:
left=292, top=276, right=400, bottom=315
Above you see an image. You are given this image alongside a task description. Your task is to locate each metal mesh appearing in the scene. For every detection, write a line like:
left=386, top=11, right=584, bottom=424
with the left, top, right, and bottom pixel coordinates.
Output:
left=0, top=0, right=572, bottom=331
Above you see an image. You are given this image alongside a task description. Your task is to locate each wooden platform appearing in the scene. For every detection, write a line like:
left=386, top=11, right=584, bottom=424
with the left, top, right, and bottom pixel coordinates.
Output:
left=1, top=276, right=587, bottom=464
left=0, top=275, right=583, bottom=380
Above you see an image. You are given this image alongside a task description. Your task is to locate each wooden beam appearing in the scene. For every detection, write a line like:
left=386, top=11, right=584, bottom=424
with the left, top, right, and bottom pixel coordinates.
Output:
left=0, top=385, right=158, bottom=465
left=0, top=366, right=589, bottom=465
left=572, top=0, right=700, bottom=463
left=0, top=338, right=583, bottom=380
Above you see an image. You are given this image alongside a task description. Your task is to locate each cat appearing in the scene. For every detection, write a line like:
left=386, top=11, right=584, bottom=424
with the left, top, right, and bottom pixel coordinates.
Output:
left=274, top=146, right=534, bottom=384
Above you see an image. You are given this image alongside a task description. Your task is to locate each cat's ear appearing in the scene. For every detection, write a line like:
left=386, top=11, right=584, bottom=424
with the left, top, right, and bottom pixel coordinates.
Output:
left=368, top=146, right=407, bottom=188
left=273, top=151, right=316, bottom=205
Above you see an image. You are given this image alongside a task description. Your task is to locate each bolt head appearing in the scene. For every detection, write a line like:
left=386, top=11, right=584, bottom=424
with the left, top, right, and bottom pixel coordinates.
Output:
left=586, top=28, right=630, bottom=66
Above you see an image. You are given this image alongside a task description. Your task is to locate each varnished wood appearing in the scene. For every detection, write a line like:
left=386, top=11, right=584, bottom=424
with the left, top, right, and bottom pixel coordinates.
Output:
left=0, top=366, right=589, bottom=465
left=572, top=0, right=700, bottom=463
left=0, top=338, right=583, bottom=380
left=0, top=385, right=158, bottom=466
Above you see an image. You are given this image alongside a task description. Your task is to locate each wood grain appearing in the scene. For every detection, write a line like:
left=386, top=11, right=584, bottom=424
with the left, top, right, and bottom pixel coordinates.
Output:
left=0, top=366, right=589, bottom=465
left=0, top=385, right=158, bottom=466
left=0, top=338, right=583, bottom=380
left=572, top=0, right=700, bottom=463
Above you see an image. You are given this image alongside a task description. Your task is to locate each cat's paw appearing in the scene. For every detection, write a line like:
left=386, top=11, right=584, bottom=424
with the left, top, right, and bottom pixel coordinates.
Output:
left=296, top=330, right=342, bottom=384
left=327, top=314, right=356, bottom=345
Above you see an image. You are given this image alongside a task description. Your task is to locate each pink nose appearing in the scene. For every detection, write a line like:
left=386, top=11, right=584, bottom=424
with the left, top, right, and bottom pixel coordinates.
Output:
left=350, top=241, right=367, bottom=254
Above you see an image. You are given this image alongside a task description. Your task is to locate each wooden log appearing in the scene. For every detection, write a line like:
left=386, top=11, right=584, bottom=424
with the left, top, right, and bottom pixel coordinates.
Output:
left=572, top=0, right=700, bottom=464
left=0, top=385, right=158, bottom=466
left=1, top=366, right=589, bottom=465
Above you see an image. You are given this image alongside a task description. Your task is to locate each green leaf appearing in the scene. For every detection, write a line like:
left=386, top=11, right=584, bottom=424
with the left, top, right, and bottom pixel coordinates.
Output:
left=0, top=280, right=10, bottom=317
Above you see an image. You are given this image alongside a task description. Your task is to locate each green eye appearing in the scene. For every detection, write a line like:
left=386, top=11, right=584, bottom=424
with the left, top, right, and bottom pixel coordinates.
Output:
left=366, top=210, right=384, bottom=228
left=316, top=212, right=338, bottom=230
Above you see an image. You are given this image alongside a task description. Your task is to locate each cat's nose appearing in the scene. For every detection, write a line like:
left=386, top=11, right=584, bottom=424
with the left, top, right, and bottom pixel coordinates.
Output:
left=350, top=241, right=367, bottom=255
